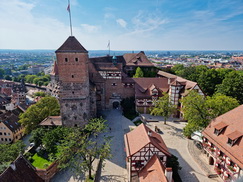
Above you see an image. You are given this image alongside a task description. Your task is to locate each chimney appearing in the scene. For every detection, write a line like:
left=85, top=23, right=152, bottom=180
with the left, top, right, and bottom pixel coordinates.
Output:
left=165, top=168, right=173, bottom=182
left=148, top=130, right=152, bottom=137
left=10, top=162, right=16, bottom=171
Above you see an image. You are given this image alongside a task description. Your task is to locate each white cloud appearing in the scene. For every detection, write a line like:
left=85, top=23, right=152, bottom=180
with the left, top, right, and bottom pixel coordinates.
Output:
left=80, top=24, right=100, bottom=33
left=116, top=19, right=127, bottom=28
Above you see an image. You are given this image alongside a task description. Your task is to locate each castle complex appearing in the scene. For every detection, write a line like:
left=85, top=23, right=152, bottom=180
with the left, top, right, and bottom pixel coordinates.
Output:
left=47, top=36, right=203, bottom=127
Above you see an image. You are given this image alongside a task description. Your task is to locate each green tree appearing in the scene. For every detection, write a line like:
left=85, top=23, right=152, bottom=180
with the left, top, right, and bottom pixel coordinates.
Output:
left=33, top=91, right=47, bottom=97
left=0, top=141, right=25, bottom=173
left=216, top=71, right=243, bottom=104
left=57, top=118, right=112, bottom=180
left=198, top=69, right=221, bottom=96
left=206, top=93, right=239, bottom=118
left=0, top=68, right=5, bottom=79
left=133, top=67, right=144, bottom=78
left=150, top=93, right=177, bottom=124
left=4, top=75, right=12, bottom=81
left=19, top=97, right=60, bottom=134
left=29, top=127, right=48, bottom=147
left=25, top=75, right=37, bottom=83
left=42, top=127, right=71, bottom=154
left=181, top=91, right=240, bottom=137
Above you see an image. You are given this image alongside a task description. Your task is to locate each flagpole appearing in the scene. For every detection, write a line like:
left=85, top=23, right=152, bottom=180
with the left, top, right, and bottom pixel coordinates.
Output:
left=108, top=40, right=110, bottom=56
left=68, top=0, right=73, bottom=36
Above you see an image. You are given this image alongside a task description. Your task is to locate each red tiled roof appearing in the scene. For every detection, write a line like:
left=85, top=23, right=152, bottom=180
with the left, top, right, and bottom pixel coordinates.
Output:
left=133, top=78, right=169, bottom=99
left=139, top=154, right=168, bottom=182
left=202, top=105, right=243, bottom=168
left=124, top=123, right=171, bottom=157
left=157, top=71, right=197, bottom=90
left=55, top=36, right=88, bottom=53
left=123, top=51, right=154, bottom=67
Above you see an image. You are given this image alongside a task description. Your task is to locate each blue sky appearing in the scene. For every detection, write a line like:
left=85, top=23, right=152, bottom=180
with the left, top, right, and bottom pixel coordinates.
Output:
left=0, top=0, right=242, bottom=50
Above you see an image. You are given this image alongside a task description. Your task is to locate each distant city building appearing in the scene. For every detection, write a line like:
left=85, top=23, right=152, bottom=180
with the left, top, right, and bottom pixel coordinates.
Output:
left=27, top=65, right=45, bottom=74
left=0, top=80, right=27, bottom=109
left=202, top=105, right=243, bottom=181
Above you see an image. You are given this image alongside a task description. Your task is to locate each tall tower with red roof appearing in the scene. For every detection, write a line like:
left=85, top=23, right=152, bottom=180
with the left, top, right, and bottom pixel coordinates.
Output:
left=55, top=36, right=90, bottom=127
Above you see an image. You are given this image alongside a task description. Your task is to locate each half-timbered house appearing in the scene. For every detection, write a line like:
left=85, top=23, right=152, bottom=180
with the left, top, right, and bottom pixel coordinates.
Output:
left=202, top=105, right=243, bottom=182
left=124, top=123, right=171, bottom=181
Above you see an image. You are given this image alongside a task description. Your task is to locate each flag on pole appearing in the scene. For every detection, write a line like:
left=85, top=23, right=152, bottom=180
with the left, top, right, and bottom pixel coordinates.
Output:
left=67, top=4, right=70, bottom=12
left=107, top=40, right=110, bottom=48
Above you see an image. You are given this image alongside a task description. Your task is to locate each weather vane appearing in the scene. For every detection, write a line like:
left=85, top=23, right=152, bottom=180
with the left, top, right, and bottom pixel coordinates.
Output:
left=67, top=0, right=73, bottom=36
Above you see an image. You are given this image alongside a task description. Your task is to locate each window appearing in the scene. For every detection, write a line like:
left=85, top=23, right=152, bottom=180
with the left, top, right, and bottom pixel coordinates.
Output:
left=214, top=129, right=221, bottom=136
left=72, top=91, right=74, bottom=94
left=134, top=161, right=143, bottom=168
left=65, top=58, right=68, bottom=62
left=75, top=58, right=78, bottom=62
left=111, top=83, right=117, bottom=86
left=5, top=138, right=7, bottom=141
left=9, top=138, right=11, bottom=141
left=0, top=132, right=2, bottom=135
left=72, top=75, right=74, bottom=78
left=227, top=138, right=234, bottom=146
left=8, top=133, right=10, bottom=135
left=4, top=132, right=6, bottom=135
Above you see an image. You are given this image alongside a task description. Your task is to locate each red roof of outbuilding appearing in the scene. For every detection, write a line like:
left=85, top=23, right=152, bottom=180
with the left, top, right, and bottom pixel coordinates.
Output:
left=139, top=154, right=168, bottom=182
left=124, top=123, right=171, bottom=157
left=202, top=105, right=243, bottom=168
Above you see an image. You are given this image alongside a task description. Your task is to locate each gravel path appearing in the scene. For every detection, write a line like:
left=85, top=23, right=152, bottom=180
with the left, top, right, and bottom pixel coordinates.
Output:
left=99, top=109, right=135, bottom=182
left=147, top=119, right=218, bottom=182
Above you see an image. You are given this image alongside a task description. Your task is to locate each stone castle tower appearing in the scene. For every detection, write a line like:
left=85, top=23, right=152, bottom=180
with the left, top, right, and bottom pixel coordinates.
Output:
left=55, top=36, right=90, bottom=127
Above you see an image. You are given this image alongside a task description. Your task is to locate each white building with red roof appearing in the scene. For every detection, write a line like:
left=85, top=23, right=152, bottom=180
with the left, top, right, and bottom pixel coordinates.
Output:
left=202, top=105, right=243, bottom=181
left=124, top=123, right=172, bottom=181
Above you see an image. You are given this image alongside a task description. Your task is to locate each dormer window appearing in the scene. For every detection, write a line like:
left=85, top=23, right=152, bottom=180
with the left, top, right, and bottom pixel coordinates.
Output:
left=227, top=138, right=234, bottom=146
left=152, top=89, right=158, bottom=96
left=213, top=122, right=228, bottom=136
left=227, top=130, right=242, bottom=147
left=214, top=128, right=222, bottom=136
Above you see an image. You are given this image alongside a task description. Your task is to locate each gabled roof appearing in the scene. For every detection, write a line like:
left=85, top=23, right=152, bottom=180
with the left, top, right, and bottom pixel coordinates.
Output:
left=133, top=78, right=169, bottom=99
left=139, top=154, right=168, bottom=182
left=124, top=123, right=171, bottom=157
left=39, top=116, right=62, bottom=126
left=157, top=71, right=197, bottom=90
left=0, top=155, right=44, bottom=182
left=0, top=111, right=22, bottom=132
left=55, top=36, right=88, bottom=53
left=123, top=51, right=154, bottom=67
left=202, top=105, right=243, bottom=168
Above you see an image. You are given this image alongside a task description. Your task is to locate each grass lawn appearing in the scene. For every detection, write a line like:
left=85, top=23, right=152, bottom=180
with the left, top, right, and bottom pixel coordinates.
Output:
left=31, top=153, right=52, bottom=169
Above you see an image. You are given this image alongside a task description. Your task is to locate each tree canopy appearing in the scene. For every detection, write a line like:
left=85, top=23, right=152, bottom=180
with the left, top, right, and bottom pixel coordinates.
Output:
left=181, top=91, right=239, bottom=137
left=216, top=71, right=243, bottom=104
left=19, top=97, right=60, bottom=134
left=0, top=141, right=25, bottom=173
left=150, top=93, right=177, bottom=124
left=133, top=67, right=144, bottom=78
left=57, top=117, right=112, bottom=180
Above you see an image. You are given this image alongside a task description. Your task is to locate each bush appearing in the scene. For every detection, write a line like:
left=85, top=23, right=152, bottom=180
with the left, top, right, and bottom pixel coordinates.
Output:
left=167, top=155, right=182, bottom=182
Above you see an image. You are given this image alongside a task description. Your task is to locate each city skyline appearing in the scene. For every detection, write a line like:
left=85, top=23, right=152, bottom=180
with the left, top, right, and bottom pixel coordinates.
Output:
left=0, top=0, right=243, bottom=51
